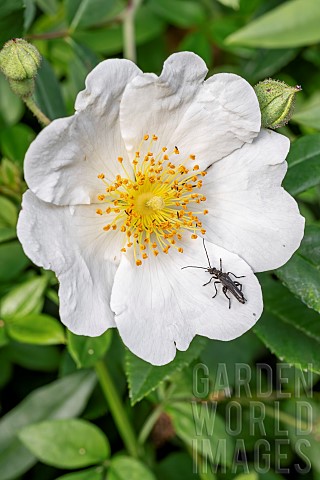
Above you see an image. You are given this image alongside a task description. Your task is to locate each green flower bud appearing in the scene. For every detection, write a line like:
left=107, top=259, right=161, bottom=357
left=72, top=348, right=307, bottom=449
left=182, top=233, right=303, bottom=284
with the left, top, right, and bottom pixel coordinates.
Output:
left=0, top=38, right=41, bottom=81
left=254, top=79, right=302, bottom=129
left=8, top=78, right=35, bottom=97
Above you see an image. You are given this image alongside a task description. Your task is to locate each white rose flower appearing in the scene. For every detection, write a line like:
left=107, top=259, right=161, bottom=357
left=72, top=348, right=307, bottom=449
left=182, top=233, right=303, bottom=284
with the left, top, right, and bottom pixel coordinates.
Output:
left=17, top=52, right=304, bottom=365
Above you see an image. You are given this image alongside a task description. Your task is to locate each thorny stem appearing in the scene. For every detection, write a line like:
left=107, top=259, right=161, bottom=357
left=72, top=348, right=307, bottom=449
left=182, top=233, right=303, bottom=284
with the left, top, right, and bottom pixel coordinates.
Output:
left=95, top=360, right=141, bottom=458
left=123, top=0, right=143, bottom=62
left=23, top=97, right=50, bottom=127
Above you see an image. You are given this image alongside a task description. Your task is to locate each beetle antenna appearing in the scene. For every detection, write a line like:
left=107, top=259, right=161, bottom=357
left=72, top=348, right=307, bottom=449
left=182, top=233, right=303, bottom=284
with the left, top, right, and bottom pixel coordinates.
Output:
left=203, top=238, right=211, bottom=268
left=181, top=266, right=207, bottom=270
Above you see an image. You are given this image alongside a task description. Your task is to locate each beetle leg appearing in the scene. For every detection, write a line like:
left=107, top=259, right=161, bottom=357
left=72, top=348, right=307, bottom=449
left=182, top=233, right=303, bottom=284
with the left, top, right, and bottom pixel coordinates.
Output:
left=212, top=281, right=220, bottom=298
left=227, top=271, right=245, bottom=279
left=222, top=286, right=231, bottom=309
left=203, top=276, right=214, bottom=287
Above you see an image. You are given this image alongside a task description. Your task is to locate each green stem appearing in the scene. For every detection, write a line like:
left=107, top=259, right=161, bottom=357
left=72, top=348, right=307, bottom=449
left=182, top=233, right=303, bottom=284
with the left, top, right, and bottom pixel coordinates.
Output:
left=23, top=97, right=50, bottom=127
left=138, top=404, right=163, bottom=444
left=95, top=360, right=140, bottom=458
left=123, top=0, right=143, bottom=62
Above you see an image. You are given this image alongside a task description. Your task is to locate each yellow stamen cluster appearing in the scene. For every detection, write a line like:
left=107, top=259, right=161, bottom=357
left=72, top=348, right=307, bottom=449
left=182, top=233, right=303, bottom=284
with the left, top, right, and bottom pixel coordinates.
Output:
left=96, top=135, right=208, bottom=266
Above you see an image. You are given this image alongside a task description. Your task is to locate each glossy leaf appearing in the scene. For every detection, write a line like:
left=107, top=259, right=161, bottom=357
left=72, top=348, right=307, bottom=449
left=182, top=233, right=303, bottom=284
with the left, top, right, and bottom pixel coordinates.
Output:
left=19, top=419, right=109, bottom=469
left=7, top=314, right=65, bottom=345
left=0, top=276, right=48, bottom=318
left=166, top=402, right=234, bottom=467
left=125, top=336, right=207, bottom=405
left=293, top=94, right=320, bottom=130
left=0, top=125, right=35, bottom=164
left=0, top=370, right=96, bottom=480
left=0, top=241, right=29, bottom=282
left=226, top=0, right=320, bottom=48
left=155, top=452, right=200, bottom=480
left=149, top=0, right=205, bottom=28
left=67, top=330, right=112, bottom=368
left=8, top=343, right=61, bottom=371
left=66, top=0, right=117, bottom=30
left=55, top=467, right=104, bottom=480
left=108, top=456, right=157, bottom=480
left=35, top=58, right=67, bottom=120
left=277, top=225, right=320, bottom=314
left=0, top=75, right=24, bottom=127
left=283, top=134, right=320, bottom=195
left=0, top=0, right=24, bottom=45
left=254, top=275, right=320, bottom=372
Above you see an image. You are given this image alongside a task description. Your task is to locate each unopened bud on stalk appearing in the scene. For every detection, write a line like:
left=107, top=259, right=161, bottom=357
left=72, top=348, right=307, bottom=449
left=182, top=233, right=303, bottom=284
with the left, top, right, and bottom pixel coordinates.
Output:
left=0, top=38, right=41, bottom=97
left=254, top=79, right=302, bottom=129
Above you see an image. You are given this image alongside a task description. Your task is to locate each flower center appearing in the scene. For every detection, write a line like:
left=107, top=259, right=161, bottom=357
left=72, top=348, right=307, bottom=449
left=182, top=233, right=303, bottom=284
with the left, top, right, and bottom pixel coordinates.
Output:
left=96, top=134, right=209, bottom=266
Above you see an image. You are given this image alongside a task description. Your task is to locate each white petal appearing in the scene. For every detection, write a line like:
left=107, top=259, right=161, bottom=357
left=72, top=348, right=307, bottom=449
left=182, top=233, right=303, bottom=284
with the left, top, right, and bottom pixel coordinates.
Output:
left=110, top=237, right=263, bottom=365
left=25, top=59, right=141, bottom=205
left=202, top=129, right=305, bottom=272
left=17, top=190, right=119, bottom=335
left=120, top=52, right=260, bottom=170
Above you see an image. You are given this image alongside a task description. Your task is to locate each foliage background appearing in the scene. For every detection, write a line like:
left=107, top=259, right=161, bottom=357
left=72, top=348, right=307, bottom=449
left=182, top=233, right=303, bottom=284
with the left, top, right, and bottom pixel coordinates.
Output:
left=1, top=0, right=320, bottom=479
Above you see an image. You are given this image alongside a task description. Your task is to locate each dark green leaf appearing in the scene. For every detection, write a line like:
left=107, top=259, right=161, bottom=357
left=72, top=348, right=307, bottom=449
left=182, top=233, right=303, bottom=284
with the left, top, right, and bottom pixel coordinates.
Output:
left=283, top=134, right=320, bottom=195
left=67, top=330, right=112, bottom=368
left=108, top=456, right=156, bottom=480
left=277, top=224, right=320, bottom=314
left=293, top=94, right=320, bottom=130
left=254, top=275, right=320, bottom=372
left=7, top=314, right=65, bottom=345
left=0, top=370, right=96, bottom=480
left=0, top=0, right=24, bottom=46
left=0, top=276, right=48, bottom=318
left=35, top=0, right=59, bottom=14
left=226, top=0, right=320, bottom=48
left=35, top=58, right=67, bottom=120
left=166, top=402, right=234, bottom=468
left=73, top=5, right=165, bottom=54
left=19, top=419, right=109, bottom=469
left=55, top=467, right=104, bottom=480
left=155, top=452, right=200, bottom=480
left=66, top=0, right=117, bottom=30
left=282, top=398, right=320, bottom=472
left=0, top=74, right=24, bottom=127
left=0, top=241, right=29, bottom=282
left=0, top=125, right=35, bottom=164
left=149, top=0, right=205, bottom=28
left=126, top=336, right=207, bottom=405
left=8, top=343, right=61, bottom=371
left=179, top=31, right=213, bottom=66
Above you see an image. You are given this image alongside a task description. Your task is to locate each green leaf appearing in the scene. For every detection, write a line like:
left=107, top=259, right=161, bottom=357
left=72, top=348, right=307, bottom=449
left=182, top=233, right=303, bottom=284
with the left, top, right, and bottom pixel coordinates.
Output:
left=126, top=336, right=207, bottom=405
left=19, top=419, right=109, bottom=469
left=8, top=342, right=61, bottom=371
left=226, top=0, right=320, bottom=48
left=0, top=196, right=17, bottom=227
left=166, top=402, right=234, bottom=467
left=217, top=0, right=239, bottom=9
left=66, top=0, right=117, bottom=30
left=293, top=94, right=320, bottom=130
left=35, top=0, right=59, bottom=14
left=73, top=5, right=165, bottom=55
left=0, top=196, right=17, bottom=243
left=55, top=467, right=104, bottom=480
left=277, top=224, right=320, bottom=314
left=283, top=134, right=320, bottom=195
left=35, top=58, right=67, bottom=120
left=7, top=314, right=65, bottom=345
left=0, top=0, right=24, bottom=46
left=282, top=398, right=320, bottom=473
left=0, top=125, right=35, bottom=164
left=200, top=332, right=265, bottom=389
left=0, top=241, right=29, bottom=282
left=0, top=74, right=24, bottom=127
left=149, top=0, right=205, bottom=28
left=254, top=275, right=320, bottom=372
left=179, top=31, right=213, bottom=66
left=0, top=348, right=12, bottom=388
left=0, top=276, right=48, bottom=318
left=0, top=370, right=96, bottom=480
left=108, top=456, right=157, bottom=480
left=155, top=452, right=200, bottom=480
left=67, top=330, right=112, bottom=368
